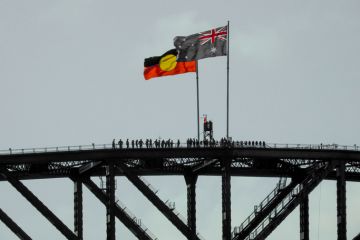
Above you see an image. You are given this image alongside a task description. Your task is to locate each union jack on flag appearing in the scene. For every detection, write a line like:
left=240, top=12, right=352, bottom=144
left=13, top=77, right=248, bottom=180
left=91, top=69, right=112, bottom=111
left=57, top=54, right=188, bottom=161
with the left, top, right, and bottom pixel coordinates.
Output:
left=198, top=26, right=228, bottom=46
left=174, top=25, right=228, bottom=62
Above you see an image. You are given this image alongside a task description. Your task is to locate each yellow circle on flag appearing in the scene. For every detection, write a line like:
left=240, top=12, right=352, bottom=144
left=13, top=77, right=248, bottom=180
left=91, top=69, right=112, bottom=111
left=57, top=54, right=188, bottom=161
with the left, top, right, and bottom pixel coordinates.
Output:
left=159, top=54, right=177, bottom=71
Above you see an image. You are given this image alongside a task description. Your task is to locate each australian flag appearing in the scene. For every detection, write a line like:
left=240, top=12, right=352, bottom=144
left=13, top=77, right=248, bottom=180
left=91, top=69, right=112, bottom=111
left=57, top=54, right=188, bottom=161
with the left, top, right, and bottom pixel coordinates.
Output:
left=174, top=25, right=228, bottom=62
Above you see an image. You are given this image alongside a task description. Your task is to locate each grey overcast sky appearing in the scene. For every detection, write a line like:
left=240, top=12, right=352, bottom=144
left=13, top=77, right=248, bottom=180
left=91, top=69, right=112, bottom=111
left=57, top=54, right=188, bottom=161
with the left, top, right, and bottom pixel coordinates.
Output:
left=1, top=0, right=360, bottom=239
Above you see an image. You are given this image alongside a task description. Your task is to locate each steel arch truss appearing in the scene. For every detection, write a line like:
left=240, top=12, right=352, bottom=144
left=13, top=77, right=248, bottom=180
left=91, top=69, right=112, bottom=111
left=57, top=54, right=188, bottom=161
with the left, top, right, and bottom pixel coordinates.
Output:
left=1, top=146, right=360, bottom=239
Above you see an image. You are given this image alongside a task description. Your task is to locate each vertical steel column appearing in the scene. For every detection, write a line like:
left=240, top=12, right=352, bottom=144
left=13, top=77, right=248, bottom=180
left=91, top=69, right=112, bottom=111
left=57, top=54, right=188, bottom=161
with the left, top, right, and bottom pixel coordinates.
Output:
left=337, top=161, right=346, bottom=240
left=185, top=173, right=198, bottom=239
left=106, top=161, right=116, bottom=240
left=74, top=180, right=83, bottom=240
left=222, top=159, right=231, bottom=240
left=299, top=195, right=309, bottom=240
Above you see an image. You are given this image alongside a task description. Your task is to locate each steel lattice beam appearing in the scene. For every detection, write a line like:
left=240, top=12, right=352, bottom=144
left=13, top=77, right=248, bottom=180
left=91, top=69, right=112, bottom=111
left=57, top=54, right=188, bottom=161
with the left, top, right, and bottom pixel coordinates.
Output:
left=0, top=208, right=32, bottom=240
left=79, top=161, right=102, bottom=175
left=0, top=171, right=78, bottom=240
left=116, top=161, right=200, bottom=240
left=1, top=145, right=360, bottom=240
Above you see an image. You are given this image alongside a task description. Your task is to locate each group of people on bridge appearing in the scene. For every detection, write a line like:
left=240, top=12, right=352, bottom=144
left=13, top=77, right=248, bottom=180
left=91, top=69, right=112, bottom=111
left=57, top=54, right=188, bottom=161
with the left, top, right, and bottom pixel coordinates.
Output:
left=112, top=138, right=181, bottom=149
left=112, top=138, right=266, bottom=149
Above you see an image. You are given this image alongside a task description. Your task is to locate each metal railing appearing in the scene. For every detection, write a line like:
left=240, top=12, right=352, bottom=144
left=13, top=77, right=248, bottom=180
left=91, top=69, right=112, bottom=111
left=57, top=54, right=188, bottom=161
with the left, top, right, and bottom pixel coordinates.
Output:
left=232, top=177, right=287, bottom=237
left=115, top=197, right=158, bottom=240
left=244, top=183, right=304, bottom=240
left=1, top=141, right=359, bottom=155
left=97, top=182, right=158, bottom=240
left=242, top=162, right=329, bottom=239
left=138, top=176, right=205, bottom=240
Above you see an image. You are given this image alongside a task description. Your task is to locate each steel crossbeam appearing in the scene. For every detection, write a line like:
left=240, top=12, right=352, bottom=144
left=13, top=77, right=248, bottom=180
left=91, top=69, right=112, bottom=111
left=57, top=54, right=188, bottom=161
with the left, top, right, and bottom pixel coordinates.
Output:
left=81, top=178, right=155, bottom=240
left=79, top=161, right=102, bottom=175
left=0, top=208, right=32, bottom=240
left=0, top=170, right=78, bottom=240
left=116, top=161, right=200, bottom=240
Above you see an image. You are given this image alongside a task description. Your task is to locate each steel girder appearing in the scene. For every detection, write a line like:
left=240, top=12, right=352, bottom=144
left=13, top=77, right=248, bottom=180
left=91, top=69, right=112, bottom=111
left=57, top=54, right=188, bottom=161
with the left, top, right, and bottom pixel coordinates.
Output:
left=106, top=161, right=116, bottom=240
left=299, top=196, right=309, bottom=240
left=1, top=147, right=360, bottom=166
left=251, top=161, right=336, bottom=240
left=116, top=161, right=200, bottom=240
left=337, top=162, right=347, bottom=240
left=0, top=208, right=32, bottom=240
left=81, top=177, right=156, bottom=240
left=232, top=180, right=299, bottom=240
left=222, top=159, right=231, bottom=240
left=184, top=172, right=198, bottom=239
left=73, top=179, right=83, bottom=240
left=353, top=233, right=360, bottom=240
left=0, top=170, right=78, bottom=240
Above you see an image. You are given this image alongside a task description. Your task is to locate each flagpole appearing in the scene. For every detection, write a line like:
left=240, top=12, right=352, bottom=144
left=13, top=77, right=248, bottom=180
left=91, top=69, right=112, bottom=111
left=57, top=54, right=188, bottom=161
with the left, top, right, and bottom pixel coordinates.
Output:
left=226, top=20, right=230, bottom=139
left=196, top=60, right=200, bottom=141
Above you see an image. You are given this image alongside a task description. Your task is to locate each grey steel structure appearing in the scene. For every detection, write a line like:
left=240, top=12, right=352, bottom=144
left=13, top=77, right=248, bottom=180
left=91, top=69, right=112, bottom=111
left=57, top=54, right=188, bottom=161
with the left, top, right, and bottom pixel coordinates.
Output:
left=0, top=142, right=359, bottom=240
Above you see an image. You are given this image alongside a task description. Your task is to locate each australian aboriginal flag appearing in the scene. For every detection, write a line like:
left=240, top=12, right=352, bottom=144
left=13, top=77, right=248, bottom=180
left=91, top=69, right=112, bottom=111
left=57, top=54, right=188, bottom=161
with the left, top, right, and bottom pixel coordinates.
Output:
left=144, top=49, right=196, bottom=80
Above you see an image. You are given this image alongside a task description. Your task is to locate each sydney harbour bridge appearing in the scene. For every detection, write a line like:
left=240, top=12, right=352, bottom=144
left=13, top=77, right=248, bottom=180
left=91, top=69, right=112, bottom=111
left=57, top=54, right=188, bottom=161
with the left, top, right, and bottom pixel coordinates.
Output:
left=0, top=138, right=360, bottom=240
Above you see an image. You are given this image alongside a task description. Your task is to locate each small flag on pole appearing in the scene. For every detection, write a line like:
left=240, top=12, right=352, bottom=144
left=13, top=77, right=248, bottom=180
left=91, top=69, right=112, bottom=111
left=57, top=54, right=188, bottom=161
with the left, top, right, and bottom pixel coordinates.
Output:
left=144, top=49, right=196, bottom=80
left=174, top=25, right=228, bottom=62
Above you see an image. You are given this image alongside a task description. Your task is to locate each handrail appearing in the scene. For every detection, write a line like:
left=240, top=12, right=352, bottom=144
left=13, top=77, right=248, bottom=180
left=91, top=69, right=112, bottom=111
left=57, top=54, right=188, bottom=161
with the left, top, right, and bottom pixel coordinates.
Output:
left=137, top=176, right=205, bottom=240
left=232, top=177, right=287, bottom=237
left=98, top=186, right=158, bottom=239
left=247, top=183, right=304, bottom=239
left=1, top=141, right=359, bottom=155
left=244, top=163, right=329, bottom=239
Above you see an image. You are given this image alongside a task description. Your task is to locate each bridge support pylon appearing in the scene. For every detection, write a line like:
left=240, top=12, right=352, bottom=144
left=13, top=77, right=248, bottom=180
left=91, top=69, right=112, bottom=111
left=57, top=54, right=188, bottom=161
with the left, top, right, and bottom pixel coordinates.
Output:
left=222, top=158, right=231, bottom=240
left=106, top=161, right=116, bottom=240
left=73, top=179, right=83, bottom=240
left=300, top=195, right=309, bottom=240
left=337, top=161, right=347, bottom=240
left=185, top=172, right=198, bottom=239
